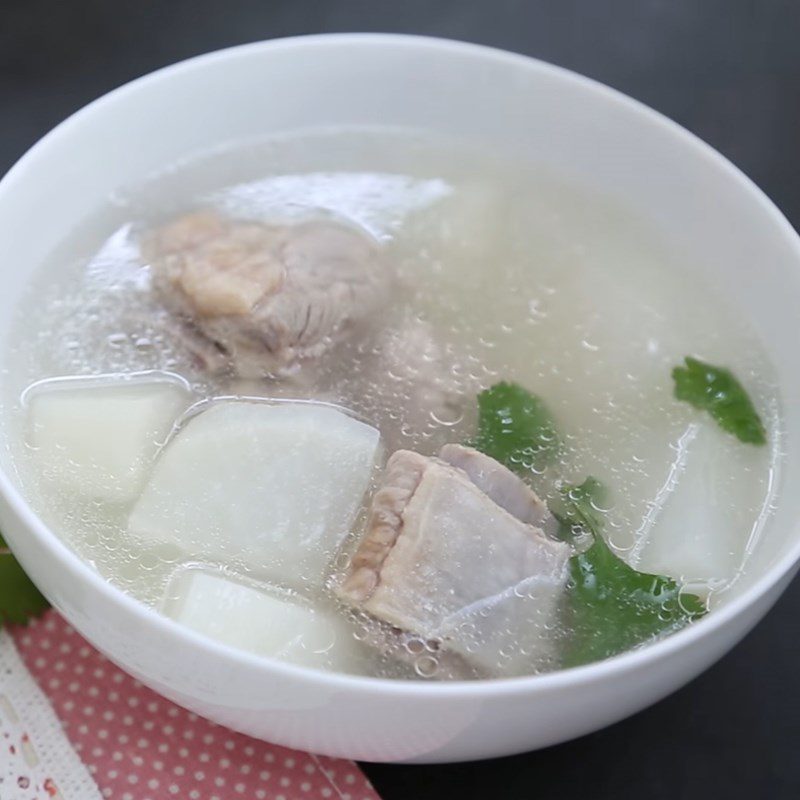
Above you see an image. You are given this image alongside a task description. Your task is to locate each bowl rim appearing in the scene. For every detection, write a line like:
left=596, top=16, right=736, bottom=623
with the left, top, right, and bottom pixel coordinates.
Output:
left=1, top=32, right=799, bottom=699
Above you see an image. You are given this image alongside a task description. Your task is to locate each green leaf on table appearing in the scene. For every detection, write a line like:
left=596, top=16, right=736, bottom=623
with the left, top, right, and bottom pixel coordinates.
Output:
left=559, top=478, right=706, bottom=668
left=470, top=381, right=561, bottom=473
left=672, top=356, right=766, bottom=445
left=0, top=532, right=50, bottom=627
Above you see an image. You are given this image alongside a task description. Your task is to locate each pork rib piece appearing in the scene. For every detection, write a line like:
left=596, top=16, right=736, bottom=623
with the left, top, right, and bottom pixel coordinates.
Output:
left=438, top=444, right=556, bottom=533
left=142, top=211, right=391, bottom=378
left=339, top=444, right=570, bottom=676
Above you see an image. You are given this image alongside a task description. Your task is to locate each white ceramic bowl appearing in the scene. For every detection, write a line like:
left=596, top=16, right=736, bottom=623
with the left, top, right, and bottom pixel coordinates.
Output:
left=1, top=34, right=799, bottom=764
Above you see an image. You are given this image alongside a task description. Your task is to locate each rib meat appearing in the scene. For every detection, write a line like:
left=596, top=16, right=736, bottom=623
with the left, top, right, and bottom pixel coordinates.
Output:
left=339, top=444, right=570, bottom=676
left=142, top=211, right=391, bottom=378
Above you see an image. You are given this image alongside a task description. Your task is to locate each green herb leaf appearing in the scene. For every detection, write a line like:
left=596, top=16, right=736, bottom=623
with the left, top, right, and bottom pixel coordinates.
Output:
left=0, top=532, right=50, bottom=627
left=471, top=381, right=560, bottom=473
left=553, top=477, right=607, bottom=541
left=672, top=356, right=766, bottom=445
left=560, top=478, right=706, bottom=668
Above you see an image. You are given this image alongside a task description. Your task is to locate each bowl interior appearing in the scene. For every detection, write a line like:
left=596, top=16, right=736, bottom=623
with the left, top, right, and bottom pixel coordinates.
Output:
left=0, top=34, right=798, bottom=653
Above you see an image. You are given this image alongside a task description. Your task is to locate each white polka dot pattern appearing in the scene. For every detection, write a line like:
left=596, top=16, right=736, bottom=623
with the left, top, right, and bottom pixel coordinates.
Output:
left=11, top=613, right=379, bottom=800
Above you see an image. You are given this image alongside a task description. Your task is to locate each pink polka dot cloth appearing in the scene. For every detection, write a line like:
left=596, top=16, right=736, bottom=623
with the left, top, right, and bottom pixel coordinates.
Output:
left=4, top=611, right=380, bottom=800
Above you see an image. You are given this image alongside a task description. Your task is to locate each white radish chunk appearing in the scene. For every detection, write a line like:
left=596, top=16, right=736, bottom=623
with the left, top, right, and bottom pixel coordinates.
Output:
left=632, top=422, right=769, bottom=585
left=165, top=570, right=362, bottom=671
left=26, top=374, right=191, bottom=503
left=128, top=401, right=380, bottom=590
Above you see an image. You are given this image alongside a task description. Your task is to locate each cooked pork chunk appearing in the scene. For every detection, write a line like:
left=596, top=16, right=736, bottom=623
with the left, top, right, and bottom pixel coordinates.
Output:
left=438, top=444, right=556, bottom=533
left=339, top=444, right=570, bottom=676
left=143, top=211, right=391, bottom=378
left=370, top=315, right=468, bottom=433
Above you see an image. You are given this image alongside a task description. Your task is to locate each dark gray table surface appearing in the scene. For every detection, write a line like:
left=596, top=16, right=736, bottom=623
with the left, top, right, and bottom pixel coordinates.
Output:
left=3, top=1, right=799, bottom=797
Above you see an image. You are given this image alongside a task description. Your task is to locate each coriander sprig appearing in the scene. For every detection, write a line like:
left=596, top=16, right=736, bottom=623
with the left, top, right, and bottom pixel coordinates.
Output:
left=0, top=532, right=50, bottom=627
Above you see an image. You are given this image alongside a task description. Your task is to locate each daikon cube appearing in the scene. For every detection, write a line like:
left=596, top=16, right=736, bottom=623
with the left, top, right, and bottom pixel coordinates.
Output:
left=165, top=570, right=362, bottom=672
left=27, top=375, right=191, bottom=503
left=633, top=422, right=770, bottom=585
left=128, top=401, right=380, bottom=590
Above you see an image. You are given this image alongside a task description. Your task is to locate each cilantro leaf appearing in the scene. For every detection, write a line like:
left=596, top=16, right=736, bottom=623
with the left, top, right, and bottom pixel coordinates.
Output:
left=672, top=356, right=766, bottom=445
left=0, top=532, right=50, bottom=627
left=468, top=382, right=707, bottom=666
left=553, top=477, right=607, bottom=541
left=559, top=478, right=706, bottom=668
left=471, top=381, right=560, bottom=473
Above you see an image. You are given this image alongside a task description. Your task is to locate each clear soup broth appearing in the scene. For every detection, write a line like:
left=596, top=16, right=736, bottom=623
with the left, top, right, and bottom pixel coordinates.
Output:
left=0, top=128, right=781, bottom=679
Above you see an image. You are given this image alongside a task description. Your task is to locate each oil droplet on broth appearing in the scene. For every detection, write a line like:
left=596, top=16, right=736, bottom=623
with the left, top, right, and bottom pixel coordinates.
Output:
left=414, top=655, right=440, bottom=678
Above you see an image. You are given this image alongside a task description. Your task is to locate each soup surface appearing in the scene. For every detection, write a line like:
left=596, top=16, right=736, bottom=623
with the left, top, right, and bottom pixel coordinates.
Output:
left=0, top=128, right=781, bottom=679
